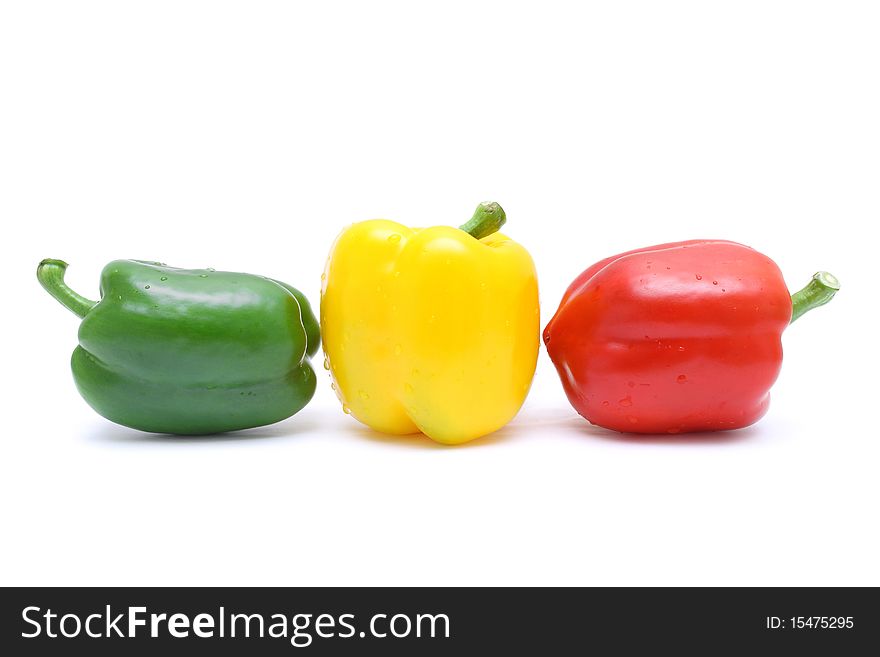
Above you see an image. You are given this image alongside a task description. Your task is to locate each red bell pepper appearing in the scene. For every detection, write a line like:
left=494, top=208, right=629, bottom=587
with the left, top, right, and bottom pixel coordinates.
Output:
left=543, top=240, right=838, bottom=434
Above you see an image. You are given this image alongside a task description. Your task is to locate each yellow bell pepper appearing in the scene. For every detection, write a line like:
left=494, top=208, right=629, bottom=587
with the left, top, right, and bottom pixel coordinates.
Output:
left=320, top=202, right=539, bottom=444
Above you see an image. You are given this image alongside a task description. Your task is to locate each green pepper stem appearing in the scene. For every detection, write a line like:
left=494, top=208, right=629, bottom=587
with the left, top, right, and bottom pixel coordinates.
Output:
left=459, top=201, right=507, bottom=240
left=790, top=271, right=839, bottom=323
left=37, top=259, right=97, bottom=318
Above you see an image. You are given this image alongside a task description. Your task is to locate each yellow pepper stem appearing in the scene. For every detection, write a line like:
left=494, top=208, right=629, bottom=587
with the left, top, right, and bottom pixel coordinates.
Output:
left=459, top=201, right=507, bottom=239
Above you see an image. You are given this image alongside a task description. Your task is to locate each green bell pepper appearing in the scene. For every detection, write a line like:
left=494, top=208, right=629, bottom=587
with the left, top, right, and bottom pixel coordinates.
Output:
left=37, top=258, right=320, bottom=435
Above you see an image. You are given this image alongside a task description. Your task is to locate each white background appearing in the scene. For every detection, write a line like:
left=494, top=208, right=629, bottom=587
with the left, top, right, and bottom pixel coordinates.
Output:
left=1, top=1, right=877, bottom=586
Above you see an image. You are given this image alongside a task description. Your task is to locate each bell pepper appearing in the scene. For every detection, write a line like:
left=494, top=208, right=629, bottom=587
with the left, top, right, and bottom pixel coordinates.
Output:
left=37, top=258, right=320, bottom=435
left=320, top=202, right=539, bottom=444
left=543, top=240, right=838, bottom=434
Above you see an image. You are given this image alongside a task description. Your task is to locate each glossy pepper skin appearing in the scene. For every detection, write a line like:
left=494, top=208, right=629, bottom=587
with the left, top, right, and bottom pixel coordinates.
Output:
left=543, top=240, right=838, bottom=434
left=37, top=259, right=320, bottom=435
left=320, top=202, right=539, bottom=444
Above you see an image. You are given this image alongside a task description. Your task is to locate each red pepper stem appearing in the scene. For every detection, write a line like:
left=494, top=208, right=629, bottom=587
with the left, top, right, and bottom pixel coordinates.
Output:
left=37, top=259, right=98, bottom=318
left=459, top=201, right=507, bottom=240
left=790, top=271, right=839, bottom=324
